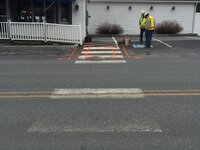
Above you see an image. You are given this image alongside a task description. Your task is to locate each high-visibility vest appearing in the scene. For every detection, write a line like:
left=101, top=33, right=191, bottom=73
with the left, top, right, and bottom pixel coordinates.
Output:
left=139, top=17, right=146, bottom=28
left=147, top=16, right=155, bottom=30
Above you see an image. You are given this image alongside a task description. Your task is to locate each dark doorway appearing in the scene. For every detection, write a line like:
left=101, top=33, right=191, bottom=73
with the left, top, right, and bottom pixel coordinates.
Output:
left=9, top=0, right=72, bottom=24
left=10, top=0, right=32, bottom=22
left=0, top=0, right=7, bottom=21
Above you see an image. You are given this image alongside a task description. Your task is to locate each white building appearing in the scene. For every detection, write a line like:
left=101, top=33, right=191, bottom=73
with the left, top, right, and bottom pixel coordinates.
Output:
left=0, top=0, right=200, bottom=44
left=87, top=0, right=200, bottom=35
left=0, top=0, right=87, bottom=43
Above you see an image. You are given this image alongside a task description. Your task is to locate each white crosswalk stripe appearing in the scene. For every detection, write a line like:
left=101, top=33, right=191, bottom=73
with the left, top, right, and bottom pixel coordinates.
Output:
left=83, top=47, right=119, bottom=50
left=78, top=55, right=124, bottom=59
left=75, top=38, right=126, bottom=64
left=81, top=51, right=122, bottom=54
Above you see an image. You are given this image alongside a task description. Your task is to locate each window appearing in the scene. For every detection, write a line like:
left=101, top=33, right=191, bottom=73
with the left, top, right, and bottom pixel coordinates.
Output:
left=60, top=2, right=72, bottom=24
left=10, top=0, right=32, bottom=22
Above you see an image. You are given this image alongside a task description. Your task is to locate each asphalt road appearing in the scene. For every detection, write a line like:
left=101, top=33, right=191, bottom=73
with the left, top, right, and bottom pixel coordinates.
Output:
left=0, top=36, right=200, bottom=150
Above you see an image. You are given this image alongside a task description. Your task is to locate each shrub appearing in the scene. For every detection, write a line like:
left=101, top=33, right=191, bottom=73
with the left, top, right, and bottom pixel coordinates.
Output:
left=96, top=22, right=123, bottom=35
left=155, top=20, right=183, bottom=34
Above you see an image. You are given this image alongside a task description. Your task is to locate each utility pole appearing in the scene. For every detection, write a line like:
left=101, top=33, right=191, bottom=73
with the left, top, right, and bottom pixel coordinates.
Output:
left=84, top=0, right=92, bottom=42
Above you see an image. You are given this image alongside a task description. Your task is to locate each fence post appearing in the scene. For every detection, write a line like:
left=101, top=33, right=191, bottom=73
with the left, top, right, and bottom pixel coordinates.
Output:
left=8, top=19, right=12, bottom=40
left=79, top=23, right=82, bottom=45
left=43, top=20, right=47, bottom=43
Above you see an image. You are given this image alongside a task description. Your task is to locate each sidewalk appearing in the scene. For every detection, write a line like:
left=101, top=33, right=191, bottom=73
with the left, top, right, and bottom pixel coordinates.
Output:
left=0, top=43, right=77, bottom=56
left=0, top=35, right=199, bottom=56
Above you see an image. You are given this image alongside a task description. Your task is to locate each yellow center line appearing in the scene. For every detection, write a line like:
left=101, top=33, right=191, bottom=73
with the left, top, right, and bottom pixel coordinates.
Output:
left=146, top=93, right=200, bottom=96
left=0, top=92, right=51, bottom=95
left=143, top=89, right=200, bottom=93
left=0, top=95, right=50, bottom=99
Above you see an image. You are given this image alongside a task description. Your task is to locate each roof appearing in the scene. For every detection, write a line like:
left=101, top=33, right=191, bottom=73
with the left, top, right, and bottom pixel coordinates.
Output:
left=90, top=0, right=200, bottom=3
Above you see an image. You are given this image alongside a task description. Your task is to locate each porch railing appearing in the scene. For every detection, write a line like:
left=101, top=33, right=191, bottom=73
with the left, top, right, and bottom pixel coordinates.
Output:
left=0, top=21, right=82, bottom=45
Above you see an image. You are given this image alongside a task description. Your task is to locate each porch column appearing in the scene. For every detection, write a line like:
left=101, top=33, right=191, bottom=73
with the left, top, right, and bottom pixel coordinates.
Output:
left=58, top=2, right=61, bottom=23
left=31, top=0, right=34, bottom=22
left=43, top=0, right=46, bottom=22
left=6, top=0, right=11, bottom=21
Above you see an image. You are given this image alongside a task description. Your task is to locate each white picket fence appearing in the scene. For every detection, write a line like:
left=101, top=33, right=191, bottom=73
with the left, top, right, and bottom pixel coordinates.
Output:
left=0, top=21, right=82, bottom=44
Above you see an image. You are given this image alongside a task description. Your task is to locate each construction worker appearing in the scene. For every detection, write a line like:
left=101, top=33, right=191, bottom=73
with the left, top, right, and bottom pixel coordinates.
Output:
left=139, top=10, right=146, bottom=44
left=144, top=12, right=155, bottom=49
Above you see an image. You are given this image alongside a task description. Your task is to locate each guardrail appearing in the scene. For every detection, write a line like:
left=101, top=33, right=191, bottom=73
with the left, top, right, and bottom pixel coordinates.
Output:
left=0, top=21, right=82, bottom=45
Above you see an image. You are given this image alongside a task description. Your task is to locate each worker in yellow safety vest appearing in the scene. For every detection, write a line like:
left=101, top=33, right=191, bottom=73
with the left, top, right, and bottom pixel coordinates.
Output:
left=144, top=12, right=155, bottom=49
left=139, top=10, right=147, bottom=44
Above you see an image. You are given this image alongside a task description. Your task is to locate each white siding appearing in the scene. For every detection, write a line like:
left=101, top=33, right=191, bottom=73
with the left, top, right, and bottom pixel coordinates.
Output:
left=88, top=2, right=195, bottom=34
left=72, top=0, right=86, bottom=40
left=194, top=13, right=200, bottom=35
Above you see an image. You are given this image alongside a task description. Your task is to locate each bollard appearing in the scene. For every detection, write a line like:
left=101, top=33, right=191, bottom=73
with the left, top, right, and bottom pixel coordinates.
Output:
left=124, top=35, right=130, bottom=46
left=125, top=38, right=130, bottom=46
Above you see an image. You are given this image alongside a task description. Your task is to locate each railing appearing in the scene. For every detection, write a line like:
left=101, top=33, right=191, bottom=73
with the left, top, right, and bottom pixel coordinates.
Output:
left=0, top=22, right=9, bottom=39
left=0, top=21, right=82, bottom=44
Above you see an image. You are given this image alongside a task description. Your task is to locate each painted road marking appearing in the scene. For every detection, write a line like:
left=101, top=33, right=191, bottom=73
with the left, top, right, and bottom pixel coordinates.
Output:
left=153, top=38, right=172, bottom=48
left=75, top=37, right=126, bottom=64
left=122, top=46, right=142, bottom=59
left=50, top=88, right=145, bottom=99
left=78, top=55, right=124, bottom=59
left=67, top=47, right=78, bottom=60
left=27, top=120, right=162, bottom=133
left=83, top=47, right=119, bottom=50
left=75, top=60, right=126, bottom=64
left=112, top=37, right=120, bottom=49
left=81, top=51, right=122, bottom=54
left=1, top=89, right=200, bottom=99
left=144, top=89, right=200, bottom=93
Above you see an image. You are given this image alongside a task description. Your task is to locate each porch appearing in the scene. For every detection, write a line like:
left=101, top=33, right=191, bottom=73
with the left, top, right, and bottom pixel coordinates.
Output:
left=0, top=0, right=86, bottom=44
left=0, top=21, right=82, bottom=44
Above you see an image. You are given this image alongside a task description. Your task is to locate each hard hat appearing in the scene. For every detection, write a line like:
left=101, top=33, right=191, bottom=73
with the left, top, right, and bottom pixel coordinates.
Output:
left=144, top=12, right=149, bottom=17
left=140, top=10, right=146, bottom=15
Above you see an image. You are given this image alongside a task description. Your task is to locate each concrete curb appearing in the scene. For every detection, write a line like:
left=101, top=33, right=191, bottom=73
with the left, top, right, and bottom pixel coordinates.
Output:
left=88, top=33, right=198, bottom=38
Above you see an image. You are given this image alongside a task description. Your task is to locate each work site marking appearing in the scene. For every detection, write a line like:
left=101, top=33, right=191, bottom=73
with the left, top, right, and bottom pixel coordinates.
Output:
left=153, top=38, right=172, bottom=48
left=1, top=89, right=200, bottom=99
left=75, top=37, right=126, bottom=64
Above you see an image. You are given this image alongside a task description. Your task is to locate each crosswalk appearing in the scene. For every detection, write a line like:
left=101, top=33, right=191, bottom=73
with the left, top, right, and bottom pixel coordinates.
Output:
left=75, top=38, right=126, bottom=64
